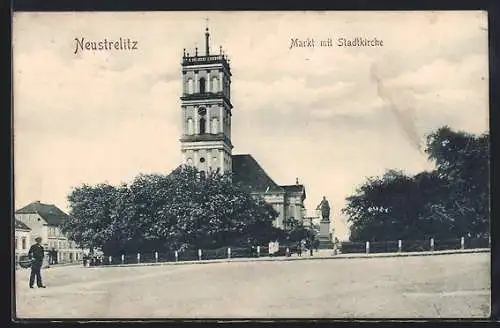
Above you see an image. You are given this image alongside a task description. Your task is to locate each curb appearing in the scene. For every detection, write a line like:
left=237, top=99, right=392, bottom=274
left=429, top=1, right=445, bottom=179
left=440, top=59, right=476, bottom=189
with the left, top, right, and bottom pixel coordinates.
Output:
left=85, top=248, right=490, bottom=269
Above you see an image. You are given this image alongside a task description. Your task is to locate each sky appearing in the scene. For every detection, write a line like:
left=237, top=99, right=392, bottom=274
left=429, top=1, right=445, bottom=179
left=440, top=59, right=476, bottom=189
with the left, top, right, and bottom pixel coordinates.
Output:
left=13, top=11, right=489, bottom=241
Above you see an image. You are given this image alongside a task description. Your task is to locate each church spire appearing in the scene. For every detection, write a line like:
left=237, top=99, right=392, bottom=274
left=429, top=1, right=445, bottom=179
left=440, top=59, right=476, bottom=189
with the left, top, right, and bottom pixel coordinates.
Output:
left=205, top=18, right=210, bottom=56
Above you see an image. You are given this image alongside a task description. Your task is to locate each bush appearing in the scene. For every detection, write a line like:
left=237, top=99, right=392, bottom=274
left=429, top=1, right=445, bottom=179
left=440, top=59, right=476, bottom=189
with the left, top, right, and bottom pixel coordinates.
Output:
left=340, top=241, right=366, bottom=254
left=369, top=241, right=399, bottom=253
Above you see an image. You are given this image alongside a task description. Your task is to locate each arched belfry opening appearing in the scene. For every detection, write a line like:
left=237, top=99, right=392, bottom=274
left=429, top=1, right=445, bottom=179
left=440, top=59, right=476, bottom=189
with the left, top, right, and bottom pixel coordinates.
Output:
left=198, top=107, right=207, bottom=134
left=199, top=117, right=206, bottom=134
left=199, top=77, right=206, bottom=94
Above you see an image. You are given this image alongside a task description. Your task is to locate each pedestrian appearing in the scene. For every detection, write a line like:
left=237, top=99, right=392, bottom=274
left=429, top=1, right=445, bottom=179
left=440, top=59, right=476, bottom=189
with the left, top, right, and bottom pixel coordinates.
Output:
left=314, top=239, right=319, bottom=252
left=297, top=241, right=302, bottom=257
left=28, top=237, right=46, bottom=288
left=50, top=248, right=56, bottom=265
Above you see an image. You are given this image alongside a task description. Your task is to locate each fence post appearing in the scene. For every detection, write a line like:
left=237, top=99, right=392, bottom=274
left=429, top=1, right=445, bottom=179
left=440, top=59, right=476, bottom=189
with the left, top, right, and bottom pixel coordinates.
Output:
left=108, top=256, right=112, bottom=264
left=174, top=250, right=178, bottom=262
left=365, top=241, right=370, bottom=254
left=461, top=237, right=465, bottom=250
left=227, top=247, right=231, bottom=259
left=155, top=251, right=158, bottom=262
left=257, top=246, right=260, bottom=257
left=121, top=254, right=125, bottom=264
left=398, top=240, right=402, bottom=253
left=198, top=249, right=202, bottom=261
left=137, top=253, right=141, bottom=263
left=430, top=238, right=434, bottom=251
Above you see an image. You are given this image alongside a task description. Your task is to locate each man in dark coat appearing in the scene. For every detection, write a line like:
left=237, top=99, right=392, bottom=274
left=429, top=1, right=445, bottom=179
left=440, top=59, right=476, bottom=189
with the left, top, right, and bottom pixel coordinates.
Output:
left=28, top=237, right=46, bottom=288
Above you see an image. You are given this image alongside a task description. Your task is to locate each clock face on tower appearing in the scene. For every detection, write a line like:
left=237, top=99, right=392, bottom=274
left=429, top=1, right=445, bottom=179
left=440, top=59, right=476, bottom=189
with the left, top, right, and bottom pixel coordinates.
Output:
left=198, top=107, right=207, bottom=116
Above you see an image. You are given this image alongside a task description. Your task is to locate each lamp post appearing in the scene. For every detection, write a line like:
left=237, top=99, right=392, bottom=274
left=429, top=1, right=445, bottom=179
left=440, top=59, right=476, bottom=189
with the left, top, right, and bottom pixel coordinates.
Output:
left=309, top=217, right=314, bottom=256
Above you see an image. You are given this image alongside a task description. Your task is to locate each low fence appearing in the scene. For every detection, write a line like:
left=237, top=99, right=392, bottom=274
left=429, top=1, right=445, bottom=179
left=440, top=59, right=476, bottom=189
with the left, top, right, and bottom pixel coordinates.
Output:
left=81, top=236, right=489, bottom=267
left=340, top=236, right=490, bottom=254
left=94, top=245, right=306, bottom=266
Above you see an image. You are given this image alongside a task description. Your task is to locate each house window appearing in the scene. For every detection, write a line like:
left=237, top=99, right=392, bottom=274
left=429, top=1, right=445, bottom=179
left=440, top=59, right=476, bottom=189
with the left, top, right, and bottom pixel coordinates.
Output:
left=15, top=238, right=18, bottom=250
left=187, top=79, right=194, bottom=94
left=22, top=238, right=26, bottom=250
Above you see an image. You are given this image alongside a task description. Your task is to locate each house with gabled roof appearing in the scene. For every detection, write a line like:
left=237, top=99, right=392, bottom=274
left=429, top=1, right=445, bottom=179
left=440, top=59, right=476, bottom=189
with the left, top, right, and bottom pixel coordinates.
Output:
left=15, top=201, right=83, bottom=264
left=14, top=218, right=32, bottom=266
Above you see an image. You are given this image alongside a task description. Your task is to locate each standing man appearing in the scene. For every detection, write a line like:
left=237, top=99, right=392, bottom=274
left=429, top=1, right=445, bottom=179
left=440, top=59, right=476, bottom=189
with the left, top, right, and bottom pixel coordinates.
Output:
left=28, top=237, right=46, bottom=288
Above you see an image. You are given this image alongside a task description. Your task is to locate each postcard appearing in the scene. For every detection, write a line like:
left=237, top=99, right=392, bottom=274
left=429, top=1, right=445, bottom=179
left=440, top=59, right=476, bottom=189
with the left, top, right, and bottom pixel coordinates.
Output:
left=12, top=11, right=490, bottom=319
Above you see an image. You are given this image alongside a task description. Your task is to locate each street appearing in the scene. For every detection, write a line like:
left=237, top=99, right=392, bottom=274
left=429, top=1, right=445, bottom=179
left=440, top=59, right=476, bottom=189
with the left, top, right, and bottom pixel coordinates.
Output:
left=15, top=252, right=490, bottom=319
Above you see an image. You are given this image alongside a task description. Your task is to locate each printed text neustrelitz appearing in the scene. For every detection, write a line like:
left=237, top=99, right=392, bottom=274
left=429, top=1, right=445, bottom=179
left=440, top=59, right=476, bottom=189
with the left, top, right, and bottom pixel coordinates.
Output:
left=74, top=37, right=138, bottom=54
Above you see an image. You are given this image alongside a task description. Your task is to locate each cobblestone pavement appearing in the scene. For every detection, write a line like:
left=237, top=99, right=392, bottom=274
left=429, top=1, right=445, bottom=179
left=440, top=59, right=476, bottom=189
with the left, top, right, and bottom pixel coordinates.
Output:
left=14, top=252, right=490, bottom=319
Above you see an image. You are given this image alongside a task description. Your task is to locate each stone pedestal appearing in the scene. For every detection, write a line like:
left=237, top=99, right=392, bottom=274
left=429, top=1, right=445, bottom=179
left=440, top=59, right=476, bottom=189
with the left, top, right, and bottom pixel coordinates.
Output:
left=318, top=219, right=334, bottom=249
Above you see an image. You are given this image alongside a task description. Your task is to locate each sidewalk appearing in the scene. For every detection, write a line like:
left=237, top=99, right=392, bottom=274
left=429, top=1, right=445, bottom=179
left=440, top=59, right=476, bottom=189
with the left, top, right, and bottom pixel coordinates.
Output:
left=86, top=247, right=490, bottom=269
left=46, top=262, right=82, bottom=269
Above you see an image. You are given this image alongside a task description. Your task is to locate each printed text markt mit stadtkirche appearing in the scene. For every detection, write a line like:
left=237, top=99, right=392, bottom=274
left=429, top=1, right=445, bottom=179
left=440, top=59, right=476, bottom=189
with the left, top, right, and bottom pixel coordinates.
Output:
left=289, top=37, right=384, bottom=49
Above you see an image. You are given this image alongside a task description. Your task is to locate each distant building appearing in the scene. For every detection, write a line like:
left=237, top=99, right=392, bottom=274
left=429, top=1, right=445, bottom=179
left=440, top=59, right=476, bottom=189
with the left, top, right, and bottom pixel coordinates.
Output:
left=179, top=28, right=307, bottom=228
left=14, top=218, right=31, bottom=264
left=232, top=155, right=306, bottom=229
left=15, top=201, right=83, bottom=264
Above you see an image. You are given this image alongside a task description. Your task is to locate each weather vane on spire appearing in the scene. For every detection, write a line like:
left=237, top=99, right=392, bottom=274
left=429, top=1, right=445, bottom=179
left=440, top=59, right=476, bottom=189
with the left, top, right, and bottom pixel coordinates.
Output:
left=204, top=17, right=210, bottom=56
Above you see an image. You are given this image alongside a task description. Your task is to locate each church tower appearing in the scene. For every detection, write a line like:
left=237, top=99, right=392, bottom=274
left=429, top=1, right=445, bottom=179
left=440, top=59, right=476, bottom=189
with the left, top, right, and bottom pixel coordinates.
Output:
left=180, top=26, right=233, bottom=175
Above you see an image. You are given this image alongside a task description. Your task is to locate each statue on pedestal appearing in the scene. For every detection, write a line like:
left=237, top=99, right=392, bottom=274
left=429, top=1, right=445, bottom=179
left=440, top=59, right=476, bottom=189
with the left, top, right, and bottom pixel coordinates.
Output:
left=318, top=196, right=331, bottom=222
left=316, top=196, right=333, bottom=249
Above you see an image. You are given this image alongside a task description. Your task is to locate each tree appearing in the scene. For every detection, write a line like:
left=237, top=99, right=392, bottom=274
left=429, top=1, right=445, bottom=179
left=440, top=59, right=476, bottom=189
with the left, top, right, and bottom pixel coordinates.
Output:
left=344, top=170, right=414, bottom=241
left=425, top=126, right=489, bottom=237
left=63, top=165, right=281, bottom=255
left=61, top=183, right=119, bottom=252
left=342, top=126, right=489, bottom=242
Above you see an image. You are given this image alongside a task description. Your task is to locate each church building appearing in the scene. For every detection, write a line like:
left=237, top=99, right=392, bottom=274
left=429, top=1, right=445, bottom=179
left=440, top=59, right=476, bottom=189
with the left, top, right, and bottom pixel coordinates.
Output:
left=179, top=27, right=306, bottom=229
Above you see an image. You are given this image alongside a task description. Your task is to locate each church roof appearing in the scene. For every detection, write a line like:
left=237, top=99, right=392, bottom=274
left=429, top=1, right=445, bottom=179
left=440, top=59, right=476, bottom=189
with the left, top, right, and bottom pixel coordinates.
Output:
left=16, top=201, right=70, bottom=226
left=231, top=154, right=284, bottom=194
left=282, top=184, right=307, bottom=201
left=281, top=184, right=305, bottom=193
